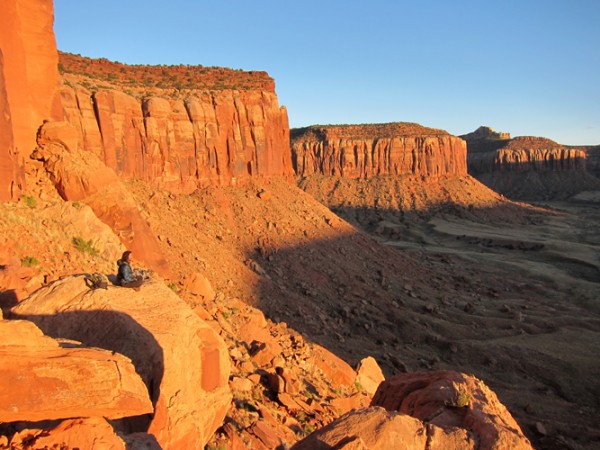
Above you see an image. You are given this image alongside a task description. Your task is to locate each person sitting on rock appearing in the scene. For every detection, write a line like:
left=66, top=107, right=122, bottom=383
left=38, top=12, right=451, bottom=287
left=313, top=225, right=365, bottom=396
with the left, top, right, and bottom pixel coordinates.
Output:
left=116, top=250, right=144, bottom=290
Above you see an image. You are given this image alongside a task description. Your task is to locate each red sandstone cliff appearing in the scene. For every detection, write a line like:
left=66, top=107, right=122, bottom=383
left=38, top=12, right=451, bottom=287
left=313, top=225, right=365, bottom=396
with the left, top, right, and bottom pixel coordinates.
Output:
left=464, top=130, right=600, bottom=200
left=58, top=85, right=293, bottom=191
left=0, top=0, right=62, bottom=200
left=291, top=123, right=467, bottom=178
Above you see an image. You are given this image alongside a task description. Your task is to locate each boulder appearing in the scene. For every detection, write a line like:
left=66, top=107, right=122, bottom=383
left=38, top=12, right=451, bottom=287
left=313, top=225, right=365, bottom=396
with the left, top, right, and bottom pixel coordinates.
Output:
left=11, top=275, right=231, bottom=449
left=290, top=406, right=428, bottom=450
left=355, top=356, right=385, bottom=396
left=0, top=319, right=152, bottom=423
left=312, top=345, right=356, bottom=387
left=184, top=271, right=215, bottom=300
left=5, top=417, right=127, bottom=450
left=371, top=370, right=533, bottom=450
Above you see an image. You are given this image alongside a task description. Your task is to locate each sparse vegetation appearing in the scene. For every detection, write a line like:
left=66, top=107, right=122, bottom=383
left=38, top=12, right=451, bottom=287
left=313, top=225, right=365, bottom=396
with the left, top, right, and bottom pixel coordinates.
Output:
left=22, top=195, right=37, bottom=208
left=167, top=282, right=179, bottom=293
left=354, top=380, right=364, bottom=392
left=447, top=388, right=472, bottom=408
left=72, top=236, right=99, bottom=257
left=21, top=256, right=40, bottom=267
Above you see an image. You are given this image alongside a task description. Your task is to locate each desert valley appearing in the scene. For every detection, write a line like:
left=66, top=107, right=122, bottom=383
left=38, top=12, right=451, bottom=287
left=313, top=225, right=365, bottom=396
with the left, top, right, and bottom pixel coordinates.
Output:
left=0, top=1, right=598, bottom=450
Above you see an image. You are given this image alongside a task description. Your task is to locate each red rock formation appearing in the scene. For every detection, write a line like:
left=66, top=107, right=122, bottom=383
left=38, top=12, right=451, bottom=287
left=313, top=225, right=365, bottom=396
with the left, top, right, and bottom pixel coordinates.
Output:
left=33, top=120, right=170, bottom=276
left=0, top=0, right=62, bottom=200
left=12, top=276, right=232, bottom=450
left=371, top=371, right=533, bottom=450
left=464, top=131, right=600, bottom=199
left=0, top=319, right=152, bottom=423
left=291, top=406, right=474, bottom=450
left=58, top=86, right=293, bottom=192
left=291, top=123, right=467, bottom=178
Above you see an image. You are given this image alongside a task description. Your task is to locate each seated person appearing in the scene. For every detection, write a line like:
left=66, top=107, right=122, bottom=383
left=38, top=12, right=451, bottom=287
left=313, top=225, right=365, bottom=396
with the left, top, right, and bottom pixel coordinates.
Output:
left=116, top=250, right=144, bottom=289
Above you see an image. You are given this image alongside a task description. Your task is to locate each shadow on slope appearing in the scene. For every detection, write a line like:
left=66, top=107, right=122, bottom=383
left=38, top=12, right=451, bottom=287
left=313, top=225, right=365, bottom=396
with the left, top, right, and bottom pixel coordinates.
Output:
left=249, top=204, right=600, bottom=450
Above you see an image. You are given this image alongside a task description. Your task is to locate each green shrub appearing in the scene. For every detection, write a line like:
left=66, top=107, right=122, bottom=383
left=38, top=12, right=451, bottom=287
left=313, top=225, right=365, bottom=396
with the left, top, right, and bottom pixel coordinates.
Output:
left=21, top=256, right=39, bottom=267
left=22, top=195, right=37, bottom=208
left=72, top=236, right=99, bottom=256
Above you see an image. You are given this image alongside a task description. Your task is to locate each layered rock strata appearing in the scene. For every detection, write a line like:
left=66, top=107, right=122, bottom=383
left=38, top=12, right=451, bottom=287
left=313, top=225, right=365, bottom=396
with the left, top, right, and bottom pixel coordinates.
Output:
left=58, top=83, right=293, bottom=192
left=12, top=276, right=231, bottom=449
left=463, top=127, right=600, bottom=199
left=291, top=123, right=467, bottom=178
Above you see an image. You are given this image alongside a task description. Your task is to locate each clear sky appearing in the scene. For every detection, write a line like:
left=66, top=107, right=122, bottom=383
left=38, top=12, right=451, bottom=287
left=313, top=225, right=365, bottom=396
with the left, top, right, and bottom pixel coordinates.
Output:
left=54, top=0, right=600, bottom=145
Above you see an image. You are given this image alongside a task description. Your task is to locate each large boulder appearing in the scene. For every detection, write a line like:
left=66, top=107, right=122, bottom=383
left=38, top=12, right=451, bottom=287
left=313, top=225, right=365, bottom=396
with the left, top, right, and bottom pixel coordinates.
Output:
left=0, top=318, right=152, bottom=423
left=371, top=371, right=533, bottom=450
left=11, top=276, right=231, bottom=449
left=290, top=406, right=473, bottom=450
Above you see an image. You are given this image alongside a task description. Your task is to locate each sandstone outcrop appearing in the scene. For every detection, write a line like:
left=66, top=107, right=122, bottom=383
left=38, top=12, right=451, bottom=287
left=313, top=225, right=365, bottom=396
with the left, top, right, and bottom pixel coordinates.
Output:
left=290, top=406, right=473, bottom=450
left=463, top=129, right=600, bottom=199
left=0, top=318, right=152, bottom=423
left=291, top=123, right=467, bottom=178
left=371, top=371, right=533, bottom=450
left=0, top=0, right=62, bottom=200
left=58, top=83, right=293, bottom=192
left=11, top=276, right=231, bottom=449
left=33, top=120, right=170, bottom=276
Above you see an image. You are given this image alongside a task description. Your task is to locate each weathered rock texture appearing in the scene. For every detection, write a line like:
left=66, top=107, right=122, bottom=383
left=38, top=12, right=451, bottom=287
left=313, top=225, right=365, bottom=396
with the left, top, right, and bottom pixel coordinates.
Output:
left=33, top=120, right=170, bottom=275
left=0, top=319, right=152, bottom=423
left=59, top=74, right=293, bottom=192
left=291, top=123, right=467, bottom=178
left=11, top=276, right=231, bottom=450
left=0, top=0, right=62, bottom=200
left=371, top=371, right=533, bottom=450
left=291, top=406, right=474, bottom=450
left=463, top=127, right=600, bottom=199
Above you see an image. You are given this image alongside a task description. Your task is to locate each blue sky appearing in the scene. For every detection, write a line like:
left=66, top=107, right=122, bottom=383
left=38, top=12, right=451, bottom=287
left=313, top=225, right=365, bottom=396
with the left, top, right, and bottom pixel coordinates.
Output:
left=54, top=0, right=600, bottom=145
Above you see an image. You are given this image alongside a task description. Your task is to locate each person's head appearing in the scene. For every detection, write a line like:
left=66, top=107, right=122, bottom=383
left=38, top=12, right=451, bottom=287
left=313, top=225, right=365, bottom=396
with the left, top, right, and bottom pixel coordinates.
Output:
left=122, top=250, right=132, bottom=262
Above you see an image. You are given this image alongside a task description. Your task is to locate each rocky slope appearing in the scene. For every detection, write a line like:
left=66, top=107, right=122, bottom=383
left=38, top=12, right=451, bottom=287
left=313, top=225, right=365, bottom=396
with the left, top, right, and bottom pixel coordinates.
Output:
left=463, top=126, right=600, bottom=200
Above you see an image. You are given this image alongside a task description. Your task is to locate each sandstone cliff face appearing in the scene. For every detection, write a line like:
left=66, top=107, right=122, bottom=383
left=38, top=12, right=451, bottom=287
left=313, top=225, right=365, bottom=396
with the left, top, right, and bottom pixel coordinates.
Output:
left=291, top=123, right=467, bottom=178
left=465, top=133, right=600, bottom=200
left=58, top=86, right=293, bottom=192
left=0, top=0, right=62, bottom=200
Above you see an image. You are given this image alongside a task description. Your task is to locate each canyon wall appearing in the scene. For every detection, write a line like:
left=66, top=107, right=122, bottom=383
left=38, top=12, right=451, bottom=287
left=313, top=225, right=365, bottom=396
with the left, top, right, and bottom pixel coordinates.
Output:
left=464, top=131, right=600, bottom=200
left=58, top=86, right=293, bottom=192
left=291, top=123, right=467, bottom=178
left=0, top=0, right=62, bottom=200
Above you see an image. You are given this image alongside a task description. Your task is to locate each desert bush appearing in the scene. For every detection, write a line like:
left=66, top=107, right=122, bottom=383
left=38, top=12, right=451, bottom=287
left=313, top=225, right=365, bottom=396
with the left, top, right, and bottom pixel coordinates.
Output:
left=21, top=256, right=39, bottom=267
left=22, top=195, right=37, bottom=208
left=72, top=236, right=99, bottom=257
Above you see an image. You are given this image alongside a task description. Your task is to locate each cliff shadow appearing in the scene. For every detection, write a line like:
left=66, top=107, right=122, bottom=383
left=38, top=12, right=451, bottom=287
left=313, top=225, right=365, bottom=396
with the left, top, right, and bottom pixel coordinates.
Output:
left=8, top=309, right=164, bottom=435
left=247, top=202, right=600, bottom=450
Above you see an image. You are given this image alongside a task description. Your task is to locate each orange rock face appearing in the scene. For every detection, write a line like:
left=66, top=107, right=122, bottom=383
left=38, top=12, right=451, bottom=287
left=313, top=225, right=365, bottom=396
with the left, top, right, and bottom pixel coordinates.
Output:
left=59, top=86, right=293, bottom=192
left=464, top=131, right=600, bottom=199
left=0, top=319, right=152, bottom=423
left=33, top=120, right=170, bottom=276
left=0, top=0, right=62, bottom=200
left=12, top=276, right=231, bottom=450
left=371, top=371, right=533, bottom=450
left=291, top=123, right=467, bottom=178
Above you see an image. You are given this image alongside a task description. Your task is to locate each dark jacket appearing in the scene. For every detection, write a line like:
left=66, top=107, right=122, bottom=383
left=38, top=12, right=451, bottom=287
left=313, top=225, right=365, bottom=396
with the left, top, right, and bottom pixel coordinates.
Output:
left=117, top=259, right=135, bottom=285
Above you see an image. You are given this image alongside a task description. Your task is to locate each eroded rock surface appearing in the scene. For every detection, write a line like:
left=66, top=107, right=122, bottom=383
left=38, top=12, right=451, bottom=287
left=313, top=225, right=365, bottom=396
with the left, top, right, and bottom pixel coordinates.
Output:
left=11, top=276, right=231, bottom=449
left=291, top=123, right=467, bottom=178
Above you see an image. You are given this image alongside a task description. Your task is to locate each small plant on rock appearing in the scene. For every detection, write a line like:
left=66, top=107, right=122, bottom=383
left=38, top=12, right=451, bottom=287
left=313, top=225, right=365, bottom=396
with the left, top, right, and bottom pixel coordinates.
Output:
left=22, top=195, right=37, bottom=208
left=21, top=256, right=39, bottom=267
left=447, top=387, right=472, bottom=408
left=72, top=236, right=99, bottom=257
